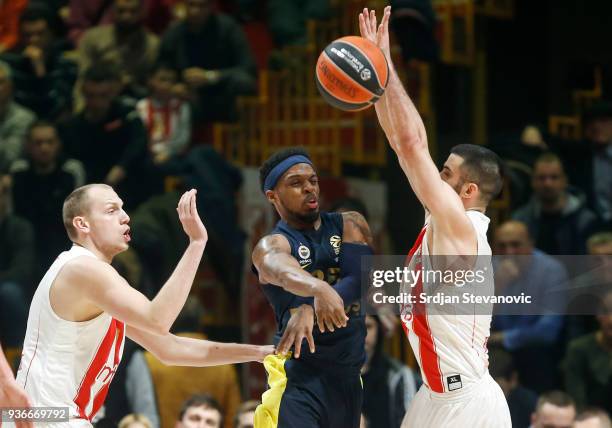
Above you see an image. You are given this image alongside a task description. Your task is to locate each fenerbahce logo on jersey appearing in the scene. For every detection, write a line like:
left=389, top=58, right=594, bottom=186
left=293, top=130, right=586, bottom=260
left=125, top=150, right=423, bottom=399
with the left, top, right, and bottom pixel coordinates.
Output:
left=298, top=244, right=312, bottom=268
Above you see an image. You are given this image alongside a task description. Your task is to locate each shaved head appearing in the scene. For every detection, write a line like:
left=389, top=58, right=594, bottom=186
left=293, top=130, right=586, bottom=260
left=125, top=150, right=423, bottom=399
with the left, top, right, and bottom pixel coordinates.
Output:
left=62, top=184, right=112, bottom=240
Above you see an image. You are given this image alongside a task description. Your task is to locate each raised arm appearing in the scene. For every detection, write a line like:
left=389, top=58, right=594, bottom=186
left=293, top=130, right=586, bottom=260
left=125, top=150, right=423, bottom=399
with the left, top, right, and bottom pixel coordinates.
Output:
left=359, top=8, right=473, bottom=241
left=253, top=233, right=347, bottom=331
left=59, top=190, right=207, bottom=335
left=126, top=326, right=274, bottom=366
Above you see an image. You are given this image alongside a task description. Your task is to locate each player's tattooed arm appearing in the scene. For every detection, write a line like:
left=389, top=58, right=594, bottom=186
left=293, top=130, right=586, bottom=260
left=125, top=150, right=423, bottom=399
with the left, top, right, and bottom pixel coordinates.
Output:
left=342, top=211, right=374, bottom=247
left=253, top=233, right=348, bottom=331
left=252, top=234, right=317, bottom=295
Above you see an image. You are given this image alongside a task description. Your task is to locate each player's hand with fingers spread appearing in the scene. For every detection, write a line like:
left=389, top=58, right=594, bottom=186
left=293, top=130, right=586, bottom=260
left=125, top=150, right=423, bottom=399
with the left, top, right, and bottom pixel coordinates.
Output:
left=359, top=6, right=392, bottom=58
left=277, top=305, right=316, bottom=359
left=313, top=281, right=348, bottom=333
left=176, top=189, right=208, bottom=244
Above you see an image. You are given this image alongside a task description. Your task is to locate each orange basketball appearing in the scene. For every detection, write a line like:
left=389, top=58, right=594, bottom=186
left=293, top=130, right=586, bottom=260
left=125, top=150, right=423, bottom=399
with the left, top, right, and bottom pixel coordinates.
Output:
left=315, top=36, right=389, bottom=111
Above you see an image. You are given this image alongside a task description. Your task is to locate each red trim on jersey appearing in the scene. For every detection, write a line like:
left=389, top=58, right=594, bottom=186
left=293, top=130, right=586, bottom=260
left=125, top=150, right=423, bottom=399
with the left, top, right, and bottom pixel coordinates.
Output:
left=23, top=315, right=41, bottom=389
left=73, top=318, right=123, bottom=420
left=404, top=226, right=445, bottom=393
left=400, top=227, right=426, bottom=337
left=87, top=320, right=125, bottom=420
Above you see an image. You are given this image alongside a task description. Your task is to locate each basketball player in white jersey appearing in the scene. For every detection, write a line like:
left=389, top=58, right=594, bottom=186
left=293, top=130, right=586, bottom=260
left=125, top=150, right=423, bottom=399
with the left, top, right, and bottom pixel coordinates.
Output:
left=16, top=184, right=273, bottom=427
left=360, top=7, right=511, bottom=427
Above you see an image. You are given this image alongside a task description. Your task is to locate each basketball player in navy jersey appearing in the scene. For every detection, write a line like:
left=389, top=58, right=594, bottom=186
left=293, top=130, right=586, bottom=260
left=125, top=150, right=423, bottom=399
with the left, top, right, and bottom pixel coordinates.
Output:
left=252, top=148, right=374, bottom=428
left=360, top=7, right=511, bottom=427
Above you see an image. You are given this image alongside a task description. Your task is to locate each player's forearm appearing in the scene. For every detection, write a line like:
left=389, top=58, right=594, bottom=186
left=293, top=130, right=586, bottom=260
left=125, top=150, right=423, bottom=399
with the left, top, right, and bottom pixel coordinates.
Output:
left=161, top=335, right=264, bottom=366
left=375, top=61, right=428, bottom=156
left=277, top=268, right=327, bottom=297
left=151, top=240, right=206, bottom=332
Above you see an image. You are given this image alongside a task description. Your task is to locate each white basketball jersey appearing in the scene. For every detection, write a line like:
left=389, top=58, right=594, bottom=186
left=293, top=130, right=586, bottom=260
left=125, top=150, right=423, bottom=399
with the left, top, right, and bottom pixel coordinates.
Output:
left=400, top=211, right=493, bottom=394
left=16, top=245, right=125, bottom=424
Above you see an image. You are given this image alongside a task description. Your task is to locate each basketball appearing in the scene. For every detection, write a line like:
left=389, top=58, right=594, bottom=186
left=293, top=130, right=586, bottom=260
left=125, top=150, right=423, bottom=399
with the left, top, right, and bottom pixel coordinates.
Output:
left=315, top=36, right=389, bottom=111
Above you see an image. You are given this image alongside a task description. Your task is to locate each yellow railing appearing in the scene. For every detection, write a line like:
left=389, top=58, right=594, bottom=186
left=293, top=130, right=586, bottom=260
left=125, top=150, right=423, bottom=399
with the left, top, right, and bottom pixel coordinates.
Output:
left=548, top=67, right=603, bottom=140
left=213, top=0, right=393, bottom=175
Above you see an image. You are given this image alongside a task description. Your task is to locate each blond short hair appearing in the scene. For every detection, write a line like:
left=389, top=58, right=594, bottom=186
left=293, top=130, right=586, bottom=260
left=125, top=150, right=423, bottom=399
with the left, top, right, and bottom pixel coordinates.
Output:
left=62, top=183, right=111, bottom=240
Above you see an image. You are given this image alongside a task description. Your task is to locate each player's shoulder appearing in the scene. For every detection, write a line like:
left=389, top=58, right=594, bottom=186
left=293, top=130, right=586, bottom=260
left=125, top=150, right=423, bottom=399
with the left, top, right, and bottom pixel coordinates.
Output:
left=254, top=233, right=291, bottom=255
left=341, top=211, right=373, bottom=245
left=340, top=210, right=367, bottom=226
left=60, top=256, right=116, bottom=283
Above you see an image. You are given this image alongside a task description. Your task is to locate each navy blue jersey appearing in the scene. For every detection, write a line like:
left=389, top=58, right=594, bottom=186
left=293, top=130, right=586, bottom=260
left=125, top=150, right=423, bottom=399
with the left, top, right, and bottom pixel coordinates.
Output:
left=256, top=212, right=366, bottom=373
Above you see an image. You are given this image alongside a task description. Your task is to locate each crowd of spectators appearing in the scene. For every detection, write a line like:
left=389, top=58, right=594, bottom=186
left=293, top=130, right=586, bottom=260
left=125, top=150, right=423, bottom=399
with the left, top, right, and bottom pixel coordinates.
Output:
left=486, top=116, right=612, bottom=426
left=0, top=1, right=611, bottom=427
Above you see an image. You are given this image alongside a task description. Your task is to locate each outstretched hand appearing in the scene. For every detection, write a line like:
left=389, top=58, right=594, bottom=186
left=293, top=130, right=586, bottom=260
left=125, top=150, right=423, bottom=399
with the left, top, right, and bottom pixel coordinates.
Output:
left=177, top=189, right=208, bottom=244
left=358, top=6, right=392, bottom=58
left=277, top=305, right=316, bottom=359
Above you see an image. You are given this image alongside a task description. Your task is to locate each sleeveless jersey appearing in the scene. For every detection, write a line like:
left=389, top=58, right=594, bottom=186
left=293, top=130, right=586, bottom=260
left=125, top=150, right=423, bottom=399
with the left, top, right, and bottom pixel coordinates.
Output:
left=256, top=212, right=365, bottom=373
left=400, top=211, right=493, bottom=393
left=16, top=245, right=125, bottom=423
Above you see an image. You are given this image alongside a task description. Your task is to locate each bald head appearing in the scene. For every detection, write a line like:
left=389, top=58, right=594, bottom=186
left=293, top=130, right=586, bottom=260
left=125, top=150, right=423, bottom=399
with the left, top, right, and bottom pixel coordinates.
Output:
left=494, top=220, right=533, bottom=255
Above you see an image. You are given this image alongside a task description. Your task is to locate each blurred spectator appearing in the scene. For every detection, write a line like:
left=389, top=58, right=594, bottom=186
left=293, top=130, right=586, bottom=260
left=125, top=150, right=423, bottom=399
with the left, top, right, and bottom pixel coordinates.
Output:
left=59, top=63, right=156, bottom=209
left=131, top=149, right=245, bottom=299
left=233, top=400, right=258, bottom=428
left=488, top=348, right=538, bottom=428
left=490, top=220, right=567, bottom=392
left=136, top=62, right=190, bottom=168
left=0, top=179, right=33, bottom=347
left=492, top=125, right=548, bottom=209
left=551, top=101, right=612, bottom=226
left=10, top=120, right=84, bottom=285
left=0, top=3, right=77, bottom=119
left=68, top=0, right=174, bottom=46
left=267, top=0, right=330, bottom=47
left=78, top=0, right=160, bottom=100
left=104, top=339, right=160, bottom=428
left=158, top=0, right=257, bottom=123
left=512, top=153, right=599, bottom=255
left=389, top=0, right=438, bottom=63
left=176, top=394, right=223, bottom=428
left=362, top=315, right=419, bottom=428
left=130, top=190, right=185, bottom=297
left=530, top=391, right=576, bottom=428
left=118, top=413, right=154, bottom=428
left=583, top=103, right=612, bottom=226
left=181, top=147, right=245, bottom=299
left=0, top=0, right=29, bottom=53
left=564, top=287, right=612, bottom=415
left=574, top=408, right=612, bottom=428
left=566, top=232, right=612, bottom=340
left=145, top=297, right=241, bottom=428
left=0, top=60, right=35, bottom=176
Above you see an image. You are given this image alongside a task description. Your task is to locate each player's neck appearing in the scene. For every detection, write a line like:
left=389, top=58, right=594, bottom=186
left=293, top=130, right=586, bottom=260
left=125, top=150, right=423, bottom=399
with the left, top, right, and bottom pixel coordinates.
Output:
left=465, top=205, right=486, bottom=213
left=73, top=241, right=113, bottom=263
left=284, top=216, right=321, bottom=231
